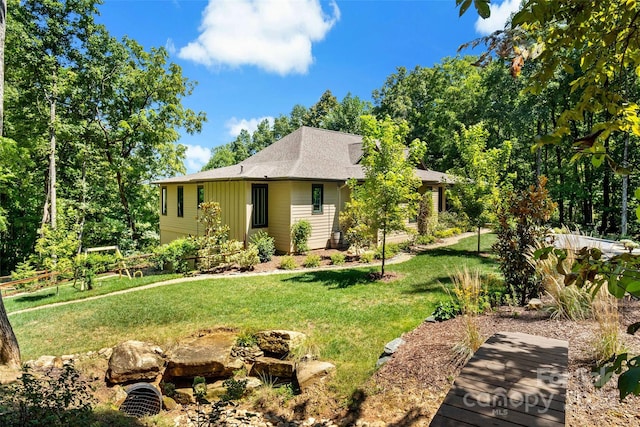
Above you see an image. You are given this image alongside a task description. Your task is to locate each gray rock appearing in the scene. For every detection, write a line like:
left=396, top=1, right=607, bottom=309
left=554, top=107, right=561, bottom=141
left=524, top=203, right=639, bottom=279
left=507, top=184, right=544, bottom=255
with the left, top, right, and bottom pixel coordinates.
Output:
left=255, top=330, right=306, bottom=357
left=106, top=340, right=165, bottom=384
left=383, top=338, right=405, bottom=355
left=165, top=330, right=242, bottom=379
left=526, top=298, right=544, bottom=310
left=376, top=355, right=391, bottom=367
left=296, top=360, right=336, bottom=390
left=425, top=315, right=437, bottom=323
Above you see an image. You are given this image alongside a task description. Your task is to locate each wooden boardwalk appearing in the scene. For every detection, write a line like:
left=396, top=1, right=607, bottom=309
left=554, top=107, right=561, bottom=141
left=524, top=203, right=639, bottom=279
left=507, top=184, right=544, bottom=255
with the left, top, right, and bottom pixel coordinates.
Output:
left=430, top=332, right=568, bottom=427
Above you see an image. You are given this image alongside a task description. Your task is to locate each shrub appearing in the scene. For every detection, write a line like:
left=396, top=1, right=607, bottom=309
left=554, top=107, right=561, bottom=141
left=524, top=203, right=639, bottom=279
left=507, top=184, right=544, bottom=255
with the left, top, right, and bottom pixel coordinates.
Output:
left=279, top=256, right=297, bottom=270
left=339, top=197, right=376, bottom=254
left=236, top=331, right=257, bottom=347
left=235, top=246, right=260, bottom=271
left=291, top=220, right=312, bottom=254
left=10, top=260, right=39, bottom=290
left=436, top=211, right=471, bottom=232
left=0, top=364, right=94, bottom=427
left=432, top=300, right=461, bottom=321
left=415, top=234, right=436, bottom=245
left=221, top=378, right=249, bottom=401
left=330, top=253, right=346, bottom=265
left=359, top=251, right=375, bottom=263
left=250, top=231, right=276, bottom=263
left=152, top=237, right=198, bottom=274
left=493, top=177, right=556, bottom=305
left=417, top=191, right=436, bottom=236
left=303, top=254, right=321, bottom=268
left=374, top=242, right=400, bottom=260
left=192, top=376, right=207, bottom=403
left=434, top=227, right=462, bottom=239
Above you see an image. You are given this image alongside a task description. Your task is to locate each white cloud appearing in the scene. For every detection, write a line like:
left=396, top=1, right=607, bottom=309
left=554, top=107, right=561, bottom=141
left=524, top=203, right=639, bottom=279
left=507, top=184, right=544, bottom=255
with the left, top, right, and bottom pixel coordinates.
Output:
left=474, top=0, right=521, bottom=35
left=226, top=116, right=275, bottom=137
left=184, top=144, right=211, bottom=172
left=178, top=0, right=340, bottom=75
left=165, top=38, right=176, bottom=55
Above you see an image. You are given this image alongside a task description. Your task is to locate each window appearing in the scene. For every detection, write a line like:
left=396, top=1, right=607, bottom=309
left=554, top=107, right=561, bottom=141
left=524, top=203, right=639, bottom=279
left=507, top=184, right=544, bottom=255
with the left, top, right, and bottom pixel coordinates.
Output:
left=197, top=185, right=204, bottom=208
left=438, top=186, right=444, bottom=212
left=161, top=186, right=167, bottom=216
left=252, top=184, right=268, bottom=228
left=312, top=184, right=323, bottom=214
left=177, top=186, right=184, bottom=217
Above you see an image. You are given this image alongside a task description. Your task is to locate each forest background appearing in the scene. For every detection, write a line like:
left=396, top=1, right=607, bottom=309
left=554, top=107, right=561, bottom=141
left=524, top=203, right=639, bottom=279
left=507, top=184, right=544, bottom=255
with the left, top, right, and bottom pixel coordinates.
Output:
left=1, top=0, right=637, bottom=276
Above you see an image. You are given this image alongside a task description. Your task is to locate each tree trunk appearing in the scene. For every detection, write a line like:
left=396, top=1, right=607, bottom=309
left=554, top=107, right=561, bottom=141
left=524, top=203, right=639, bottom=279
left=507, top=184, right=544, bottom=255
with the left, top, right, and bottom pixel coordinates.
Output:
left=115, top=170, right=137, bottom=241
left=621, top=132, right=629, bottom=236
left=0, top=0, right=20, bottom=370
left=49, top=93, right=56, bottom=230
left=381, top=227, right=386, bottom=277
left=0, top=0, right=5, bottom=136
left=556, top=146, right=564, bottom=224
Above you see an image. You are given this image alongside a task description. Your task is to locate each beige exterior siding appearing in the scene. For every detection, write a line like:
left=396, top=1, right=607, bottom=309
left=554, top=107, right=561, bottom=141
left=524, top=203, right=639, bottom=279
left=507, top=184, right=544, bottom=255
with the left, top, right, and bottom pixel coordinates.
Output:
left=158, top=179, right=447, bottom=250
left=159, top=184, right=199, bottom=244
left=204, top=181, right=248, bottom=243
left=291, top=181, right=339, bottom=250
left=257, top=181, right=291, bottom=252
left=159, top=181, right=248, bottom=244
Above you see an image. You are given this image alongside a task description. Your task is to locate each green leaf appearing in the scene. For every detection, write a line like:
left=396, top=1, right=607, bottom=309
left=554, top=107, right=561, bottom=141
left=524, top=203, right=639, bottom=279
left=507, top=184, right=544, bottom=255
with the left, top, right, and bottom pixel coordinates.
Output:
left=634, top=188, right=640, bottom=200
left=618, top=366, right=640, bottom=400
left=475, top=0, right=491, bottom=19
left=608, top=277, right=627, bottom=298
left=458, top=0, right=472, bottom=16
left=627, top=322, right=640, bottom=335
left=592, top=154, right=605, bottom=167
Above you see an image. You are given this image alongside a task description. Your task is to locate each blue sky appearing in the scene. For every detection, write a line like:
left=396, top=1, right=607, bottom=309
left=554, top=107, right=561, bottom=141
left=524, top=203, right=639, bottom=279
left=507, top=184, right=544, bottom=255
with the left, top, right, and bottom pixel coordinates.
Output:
left=96, top=0, right=520, bottom=174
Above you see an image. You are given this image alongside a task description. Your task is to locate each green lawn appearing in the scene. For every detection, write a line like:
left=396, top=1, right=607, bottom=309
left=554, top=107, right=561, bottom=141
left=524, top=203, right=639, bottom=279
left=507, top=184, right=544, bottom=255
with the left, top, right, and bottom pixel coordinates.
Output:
left=4, top=273, right=181, bottom=313
left=8, top=233, right=499, bottom=397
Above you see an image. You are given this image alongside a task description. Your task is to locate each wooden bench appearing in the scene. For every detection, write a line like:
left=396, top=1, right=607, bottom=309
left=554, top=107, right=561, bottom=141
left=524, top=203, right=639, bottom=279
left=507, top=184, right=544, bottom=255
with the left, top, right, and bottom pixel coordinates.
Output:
left=430, top=332, right=568, bottom=427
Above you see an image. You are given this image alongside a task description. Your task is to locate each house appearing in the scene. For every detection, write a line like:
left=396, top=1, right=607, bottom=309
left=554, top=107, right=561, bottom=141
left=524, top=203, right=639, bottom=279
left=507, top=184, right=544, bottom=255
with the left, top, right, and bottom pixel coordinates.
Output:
left=155, top=126, right=451, bottom=252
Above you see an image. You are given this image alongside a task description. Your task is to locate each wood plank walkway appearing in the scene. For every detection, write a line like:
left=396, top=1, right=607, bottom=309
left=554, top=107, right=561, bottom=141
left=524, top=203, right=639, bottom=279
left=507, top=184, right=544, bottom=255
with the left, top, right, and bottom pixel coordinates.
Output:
left=430, top=332, right=569, bottom=427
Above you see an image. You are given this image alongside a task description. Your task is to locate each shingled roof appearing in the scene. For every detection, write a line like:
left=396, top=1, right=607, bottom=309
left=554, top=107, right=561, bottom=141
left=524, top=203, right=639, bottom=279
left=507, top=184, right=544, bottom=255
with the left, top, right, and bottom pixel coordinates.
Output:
left=155, top=126, right=452, bottom=184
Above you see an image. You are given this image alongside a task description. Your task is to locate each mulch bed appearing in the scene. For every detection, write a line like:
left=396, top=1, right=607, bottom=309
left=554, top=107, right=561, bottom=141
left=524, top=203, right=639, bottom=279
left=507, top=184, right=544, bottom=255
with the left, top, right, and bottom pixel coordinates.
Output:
left=353, top=299, right=640, bottom=426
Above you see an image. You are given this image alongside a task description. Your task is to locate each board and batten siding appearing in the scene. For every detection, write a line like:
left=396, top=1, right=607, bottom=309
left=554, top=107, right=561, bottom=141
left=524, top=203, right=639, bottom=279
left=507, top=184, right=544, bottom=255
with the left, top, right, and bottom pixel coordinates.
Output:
left=159, top=181, right=248, bottom=245
left=159, top=183, right=199, bottom=244
left=203, top=181, right=248, bottom=243
left=258, top=181, right=291, bottom=253
left=291, top=181, right=339, bottom=251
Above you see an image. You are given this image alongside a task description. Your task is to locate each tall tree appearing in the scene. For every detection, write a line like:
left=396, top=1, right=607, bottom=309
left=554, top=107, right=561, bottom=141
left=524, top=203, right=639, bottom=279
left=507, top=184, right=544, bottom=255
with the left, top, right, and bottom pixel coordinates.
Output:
left=0, top=0, right=20, bottom=370
left=323, top=93, right=372, bottom=134
left=304, top=89, right=338, bottom=128
left=351, top=115, right=425, bottom=277
left=448, top=123, right=512, bottom=252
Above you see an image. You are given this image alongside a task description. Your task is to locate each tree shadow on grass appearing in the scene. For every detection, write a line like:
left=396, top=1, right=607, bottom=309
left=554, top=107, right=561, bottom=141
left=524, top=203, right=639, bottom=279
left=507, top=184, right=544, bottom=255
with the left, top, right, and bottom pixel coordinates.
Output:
left=401, top=248, right=498, bottom=295
left=13, top=292, right=56, bottom=303
left=282, top=269, right=375, bottom=289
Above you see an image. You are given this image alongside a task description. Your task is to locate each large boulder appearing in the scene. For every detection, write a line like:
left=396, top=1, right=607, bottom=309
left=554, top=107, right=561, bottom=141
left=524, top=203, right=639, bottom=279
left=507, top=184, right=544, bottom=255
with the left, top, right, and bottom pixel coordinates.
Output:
left=255, top=330, right=306, bottom=357
left=165, top=330, right=243, bottom=379
left=296, top=360, right=336, bottom=391
left=250, top=356, right=295, bottom=380
left=106, top=340, right=165, bottom=384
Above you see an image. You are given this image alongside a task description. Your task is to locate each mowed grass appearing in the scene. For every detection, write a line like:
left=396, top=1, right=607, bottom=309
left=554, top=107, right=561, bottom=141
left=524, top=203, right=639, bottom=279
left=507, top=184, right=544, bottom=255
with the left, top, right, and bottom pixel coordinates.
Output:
left=4, top=273, right=181, bottom=313
left=9, top=234, right=498, bottom=397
